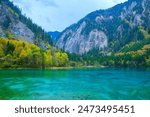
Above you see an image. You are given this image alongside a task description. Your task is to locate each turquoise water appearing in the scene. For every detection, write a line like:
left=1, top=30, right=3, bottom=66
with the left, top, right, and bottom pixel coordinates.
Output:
left=0, top=68, right=150, bottom=100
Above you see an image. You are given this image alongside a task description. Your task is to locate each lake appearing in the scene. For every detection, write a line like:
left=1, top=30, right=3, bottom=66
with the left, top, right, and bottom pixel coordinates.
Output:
left=0, top=68, right=150, bottom=100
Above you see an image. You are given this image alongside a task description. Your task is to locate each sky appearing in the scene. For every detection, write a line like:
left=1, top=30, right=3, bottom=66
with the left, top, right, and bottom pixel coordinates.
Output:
left=10, top=0, right=127, bottom=32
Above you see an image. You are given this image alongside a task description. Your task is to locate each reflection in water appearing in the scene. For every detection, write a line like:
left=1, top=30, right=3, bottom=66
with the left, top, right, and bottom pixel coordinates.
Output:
left=0, top=68, right=150, bottom=100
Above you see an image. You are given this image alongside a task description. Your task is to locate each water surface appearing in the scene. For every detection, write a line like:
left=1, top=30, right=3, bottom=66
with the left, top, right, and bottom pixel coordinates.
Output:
left=0, top=68, right=150, bottom=100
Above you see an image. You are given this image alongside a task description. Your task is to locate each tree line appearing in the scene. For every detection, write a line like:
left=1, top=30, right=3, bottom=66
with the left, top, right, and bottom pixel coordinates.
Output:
left=0, top=38, right=69, bottom=68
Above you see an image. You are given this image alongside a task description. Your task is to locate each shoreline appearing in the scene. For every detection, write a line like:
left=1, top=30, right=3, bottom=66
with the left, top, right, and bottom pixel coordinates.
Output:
left=0, top=65, right=106, bottom=70
left=0, top=66, right=149, bottom=70
left=47, top=65, right=106, bottom=70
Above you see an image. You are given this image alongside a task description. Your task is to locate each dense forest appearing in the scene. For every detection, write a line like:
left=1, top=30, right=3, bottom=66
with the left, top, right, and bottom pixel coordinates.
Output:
left=0, top=0, right=70, bottom=69
left=68, top=44, right=150, bottom=68
left=0, top=35, right=150, bottom=68
left=68, top=32, right=150, bottom=68
left=54, top=0, right=150, bottom=68
left=0, top=38, right=69, bottom=68
left=0, top=0, right=150, bottom=69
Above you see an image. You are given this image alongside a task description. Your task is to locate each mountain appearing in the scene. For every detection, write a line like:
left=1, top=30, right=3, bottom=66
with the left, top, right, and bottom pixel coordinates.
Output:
left=48, top=31, right=60, bottom=44
left=0, top=0, right=51, bottom=47
left=56, top=0, right=150, bottom=55
left=0, top=0, right=69, bottom=69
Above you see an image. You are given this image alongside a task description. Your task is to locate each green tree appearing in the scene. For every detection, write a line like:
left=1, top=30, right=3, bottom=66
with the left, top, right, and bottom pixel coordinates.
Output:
left=5, top=31, right=15, bottom=39
left=5, top=41, right=15, bottom=55
left=56, top=52, right=69, bottom=67
left=146, top=57, right=150, bottom=67
left=0, top=43, right=4, bottom=57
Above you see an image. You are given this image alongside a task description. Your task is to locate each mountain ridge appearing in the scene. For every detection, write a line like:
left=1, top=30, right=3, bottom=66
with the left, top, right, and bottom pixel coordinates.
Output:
left=56, top=0, right=150, bottom=55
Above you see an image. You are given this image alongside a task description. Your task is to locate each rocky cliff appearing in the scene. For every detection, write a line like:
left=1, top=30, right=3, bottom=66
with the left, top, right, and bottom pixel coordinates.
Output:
left=0, top=0, right=51, bottom=46
left=56, top=0, right=150, bottom=55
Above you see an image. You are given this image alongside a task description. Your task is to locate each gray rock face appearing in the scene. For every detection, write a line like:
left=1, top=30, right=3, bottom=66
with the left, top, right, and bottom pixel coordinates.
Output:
left=0, top=3, right=35, bottom=43
left=10, top=21, right=34, bottom=43
left=56, top=0, right=150, bottom=55
left=56, top=22, right=108, bottom=55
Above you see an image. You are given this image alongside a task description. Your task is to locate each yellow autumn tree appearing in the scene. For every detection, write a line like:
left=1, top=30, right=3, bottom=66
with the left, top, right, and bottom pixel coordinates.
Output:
left=44, top=51, right=53, bottom=67
left=56, top=52, right=69, bottom=67
left=30, top=44, right=42, bottom=66
left=0, top=43, right=4, bottom=57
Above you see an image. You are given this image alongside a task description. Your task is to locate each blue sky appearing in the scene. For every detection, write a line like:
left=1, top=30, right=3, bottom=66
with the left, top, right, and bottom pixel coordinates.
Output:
left=11, top=0, right=127, bottom=31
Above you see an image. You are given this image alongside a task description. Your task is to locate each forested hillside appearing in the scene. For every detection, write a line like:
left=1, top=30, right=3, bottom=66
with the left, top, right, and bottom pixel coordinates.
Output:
left=0, top=0, right=69, bottom=69
left=0, top=38, right=69, bottom=68
left=57, top=0, right=150, bottom=67
left=0, top=0, right=150, bottom=68
left=56, top=0, right=150, bottom=55
left=0, top=0, right=51, bottom=46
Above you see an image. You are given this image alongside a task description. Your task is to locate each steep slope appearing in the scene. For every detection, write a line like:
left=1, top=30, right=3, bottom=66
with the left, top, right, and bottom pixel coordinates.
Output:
left=56, top=0, right=150, bottom=55
left=0, top=0, right=70, bottom=69
left=48, top=31, right=60, bottom=44
left=0, top=0, right=51, bottom=46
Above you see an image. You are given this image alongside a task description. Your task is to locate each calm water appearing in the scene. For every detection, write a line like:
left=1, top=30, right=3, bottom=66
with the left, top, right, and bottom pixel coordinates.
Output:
left=0, top=68, right=150, bottom=100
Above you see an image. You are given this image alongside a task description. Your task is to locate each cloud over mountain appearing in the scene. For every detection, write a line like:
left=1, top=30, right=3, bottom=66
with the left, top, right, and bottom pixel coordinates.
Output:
left=11, top=0, right=127, bottom=31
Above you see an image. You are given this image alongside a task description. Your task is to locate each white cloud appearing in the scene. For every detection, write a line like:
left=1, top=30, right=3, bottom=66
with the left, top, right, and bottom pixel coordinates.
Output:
left=11, top=0, right=127, bottom=31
